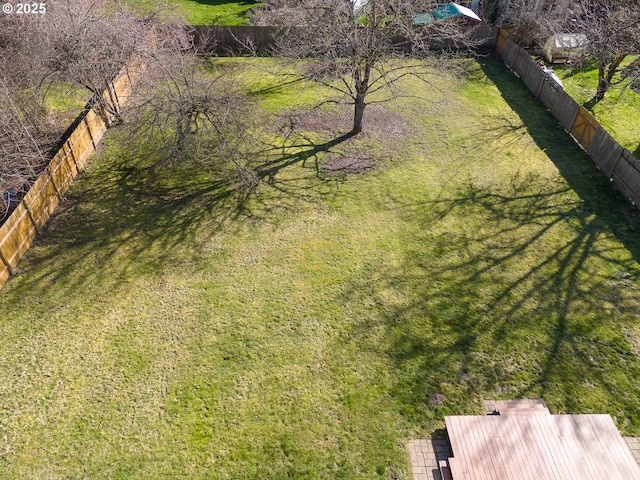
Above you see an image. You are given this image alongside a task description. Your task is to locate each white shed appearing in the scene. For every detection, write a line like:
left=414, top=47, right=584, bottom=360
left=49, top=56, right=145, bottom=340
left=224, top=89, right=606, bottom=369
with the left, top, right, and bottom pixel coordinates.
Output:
left=543, top=33, right=588, bottom=64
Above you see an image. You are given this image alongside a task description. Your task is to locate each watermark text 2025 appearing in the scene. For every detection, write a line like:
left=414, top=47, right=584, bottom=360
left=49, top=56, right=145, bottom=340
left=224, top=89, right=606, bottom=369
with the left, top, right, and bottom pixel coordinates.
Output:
left=2, top=3, right=47, bottom=14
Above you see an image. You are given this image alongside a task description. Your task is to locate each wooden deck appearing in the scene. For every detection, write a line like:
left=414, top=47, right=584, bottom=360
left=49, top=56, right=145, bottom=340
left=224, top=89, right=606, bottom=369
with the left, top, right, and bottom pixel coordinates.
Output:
left=444, top=414, right=640, bottom=480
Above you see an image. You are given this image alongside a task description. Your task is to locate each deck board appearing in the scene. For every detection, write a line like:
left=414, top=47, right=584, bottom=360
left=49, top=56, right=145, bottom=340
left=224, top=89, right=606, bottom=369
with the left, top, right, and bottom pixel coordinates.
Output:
left=469, top=419, right=490, bottom=480
left=474, top=415, right=498, bottom=480
left=513, top=415, right=540, bottom=480
left=449, top=417, right=474, bottom=480
left=491, top=417, right=517, bottom=480
left=444, top=414, right=640, bottom=480
left=532, top=415, right=572, bottom=480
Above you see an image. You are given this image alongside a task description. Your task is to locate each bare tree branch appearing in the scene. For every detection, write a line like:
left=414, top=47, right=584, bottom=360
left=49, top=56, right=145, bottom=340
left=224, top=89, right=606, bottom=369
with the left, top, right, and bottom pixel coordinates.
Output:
left=252, top=0, right=481, bottom=135
left=500, top=0, right=640, bottom=102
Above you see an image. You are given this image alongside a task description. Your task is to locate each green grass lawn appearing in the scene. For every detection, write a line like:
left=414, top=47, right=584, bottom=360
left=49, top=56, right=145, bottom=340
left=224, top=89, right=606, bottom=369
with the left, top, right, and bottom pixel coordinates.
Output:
left=554, top=58, right=640, bottom=157
left=124, top=0, right=263, bottom=25
left=2, top=56, right=640, bottom=478
left=43, top=82, right=92, bottom=129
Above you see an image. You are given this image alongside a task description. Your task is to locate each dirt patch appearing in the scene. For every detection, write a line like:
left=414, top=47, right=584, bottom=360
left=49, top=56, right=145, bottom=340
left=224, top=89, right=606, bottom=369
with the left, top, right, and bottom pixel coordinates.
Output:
left=277, top=104, right=412, bottom=140
left=319, top=154, right=376, bottom=176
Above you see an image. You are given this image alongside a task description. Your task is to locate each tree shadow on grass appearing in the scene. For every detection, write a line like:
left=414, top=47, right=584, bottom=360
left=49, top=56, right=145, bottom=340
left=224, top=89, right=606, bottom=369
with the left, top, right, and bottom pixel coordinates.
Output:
left=3, top=131, right=355, bottom=301
left=334, top=57, right=640, bottom=435
left=340, top=171, right=640, bottom=435
left=478, top=56, right=640, bottom=262
left=583, top=96, right=603, bottom=111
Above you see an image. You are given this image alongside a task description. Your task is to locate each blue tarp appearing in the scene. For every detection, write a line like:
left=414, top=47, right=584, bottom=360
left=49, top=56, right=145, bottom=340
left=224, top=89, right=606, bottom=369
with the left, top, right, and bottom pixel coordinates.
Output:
left=433, top=3, right=461, bottom=20
left=413, top=13, right=435, bottom=24
left=414, top=3, right=481, bottom=24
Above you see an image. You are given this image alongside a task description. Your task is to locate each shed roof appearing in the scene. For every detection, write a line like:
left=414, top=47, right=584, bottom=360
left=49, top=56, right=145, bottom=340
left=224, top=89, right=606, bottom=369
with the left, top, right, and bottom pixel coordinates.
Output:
left=546, top=32, right=588, bottom=49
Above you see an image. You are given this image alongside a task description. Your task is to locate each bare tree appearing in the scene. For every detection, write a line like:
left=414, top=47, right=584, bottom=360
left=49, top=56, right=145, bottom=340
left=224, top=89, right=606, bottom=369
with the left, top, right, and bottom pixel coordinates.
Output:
left=499, top=0, right=640, bottom=102
left=120, top=23, right=260, bottom=189
left=0, top=78, right=52, bottom=220
left=0, top=0, right=260, bottom=211
left=2, top=1, right=156, bottom=121
left=0, top=1, right=155, bottom=219
left=40, top=1, right=153, bottom=123
left=253, top=0, right=479, bottom=135
left=575, top=0, right=640, bottom=102
left=494, top=0, right=576, bottom=46
left=0, top=15, right=50, bottom=218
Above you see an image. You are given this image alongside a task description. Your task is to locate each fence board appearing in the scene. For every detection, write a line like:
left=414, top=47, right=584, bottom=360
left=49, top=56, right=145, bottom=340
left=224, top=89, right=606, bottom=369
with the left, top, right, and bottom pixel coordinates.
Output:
left=0, top=65, right=135, bottom=291
left=587, top=127, right=624, bottom=177
left=514, top=50, right=545, bottom=94
left=192, top=25, right=499, bottom=54
left=471, top=26, right=499, bottom=47
left=49, top=149, right=78, bottom=194
left=539, top=82, right=579, bottom=131
left=523, top=64, right=545, bottom=96
left=23, top=174, right=58, bottom=229
left=570, top=106, right=599, bottom=150
left=0, top=204, right=36, bottom=269
left=512, top=48, right=533, bottom=79
left=502, top=38, right=519, bottom=67
left=193, top=26, right=281, bottom=53
left=84, top=109, right=107, bottom=151
left=496, top=28, right=508, bottom=56
left=0, top=265, right=10, bottom=287
left=71, top=122, right=94, bottom=167
left=611, top=151, right=640, bottom=205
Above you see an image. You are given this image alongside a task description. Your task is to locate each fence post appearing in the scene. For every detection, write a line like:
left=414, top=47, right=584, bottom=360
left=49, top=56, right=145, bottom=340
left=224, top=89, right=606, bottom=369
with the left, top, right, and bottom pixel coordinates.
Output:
left=23, top=201, right=39, bottom=233
left=46, top=166, right=63, bottom=202
left=608, top=153, right=624, bottom=181
left=84, top=116, right=97, bottom=150
left=496, top=28, right=508, bottom=56
left=0, top=243, right=12, bottom=274
left=536, top=77, right=545, bottom=98
left=66, top=139, right=81, bottom=172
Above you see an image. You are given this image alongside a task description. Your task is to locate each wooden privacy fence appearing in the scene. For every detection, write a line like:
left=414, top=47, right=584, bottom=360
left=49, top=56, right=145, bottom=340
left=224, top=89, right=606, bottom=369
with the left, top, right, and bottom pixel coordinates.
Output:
left=192, top=25, right=499, bottom=54
left=496, top=29, right=640, bottom=206
left=2, top=26, right=638, bottom=290
left=192, top=26, right=281, bottom=53
left=0, top=63, right=141, bottom=290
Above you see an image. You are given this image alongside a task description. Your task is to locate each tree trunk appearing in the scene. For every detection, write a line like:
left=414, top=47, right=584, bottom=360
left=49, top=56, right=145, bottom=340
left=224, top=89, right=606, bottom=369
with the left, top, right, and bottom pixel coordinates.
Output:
left=352, top=96, right=366, bottom=135
left=175, top=115, right=186, bottom=161
left=594, top=70, right=608, bottom=102
left=594, top=54, right=627, bottom=102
